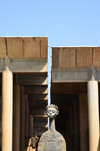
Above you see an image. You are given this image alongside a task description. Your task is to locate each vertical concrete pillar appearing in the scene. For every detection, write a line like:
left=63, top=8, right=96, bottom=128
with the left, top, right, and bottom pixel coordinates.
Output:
left=67, top=119, right=70, bottom=137
left=27, top=114, right=34, bottom=151
left=20, top=86, right=25, bottom=151
left=0, top=98, right=2, bottom=134
left=25, top=97, right=29, bottom=137
left=88, top=81, right=99, bottom=151
left=70, top=105, right=73, bottom=137
left=13, top=84, right=20, bottom=151
left=2, top=71, right=13, bottom=151
left=25, top=97, right=29, bottom=151
left=79, top=93, right=88, bottom=151
left=29, top=115, right=33, bottom=137
left=74, top=100, right=80, bottom=151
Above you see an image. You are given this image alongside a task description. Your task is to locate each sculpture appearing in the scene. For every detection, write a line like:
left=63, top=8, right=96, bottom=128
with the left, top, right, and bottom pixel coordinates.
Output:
left=38, top=104, right=67, bottom=151
left=27, top=136, right=39, bottom=151
left=44, top=104, right=59, bottom=118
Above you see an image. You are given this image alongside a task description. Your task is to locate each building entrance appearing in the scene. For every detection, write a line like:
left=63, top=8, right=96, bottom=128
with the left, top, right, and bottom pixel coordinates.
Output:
left=51, top=83, right=89, bottom=151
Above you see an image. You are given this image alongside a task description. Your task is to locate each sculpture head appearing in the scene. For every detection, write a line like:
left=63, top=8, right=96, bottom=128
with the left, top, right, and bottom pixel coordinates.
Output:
left=44, top=104, right=59, bottom=118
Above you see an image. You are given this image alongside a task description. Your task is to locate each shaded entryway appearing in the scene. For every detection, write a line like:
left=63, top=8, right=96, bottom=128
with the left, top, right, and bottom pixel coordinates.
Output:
left=51, top=83, right=89, bottom=151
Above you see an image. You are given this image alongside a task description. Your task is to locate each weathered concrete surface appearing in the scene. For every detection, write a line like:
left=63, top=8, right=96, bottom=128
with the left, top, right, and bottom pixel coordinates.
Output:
left=20, top=86, right=25, bottom=151
left=52, top=47, right=100, bottom=69
left=2, top=71, right=13, bottom=151
left=79, top=93, right=88, bottom=151
left=74, top=100, right=80, bottom=151
left=0, top=38, right=6, bottom=58
left=52, top=67, right=100, bottom=82
left=7, top=37, right=23, bottom=58
left=52, top=47, right=100, bottom=83
left=0, top=57, right=48, bottom=73
left=25, top=98, right=29, bottom=137
left=13, top=84, right=20, bottom=151
left=52, top=68, right=89, bottom=82
left=0, top=37, right=47, bottom=59
left=18, top=73, right=48, bottom=85
left=88, top=65, right=97, bottom=80
left=29, top=115, right=33, bottom=137
left=88, top=81, right=99, bottom=151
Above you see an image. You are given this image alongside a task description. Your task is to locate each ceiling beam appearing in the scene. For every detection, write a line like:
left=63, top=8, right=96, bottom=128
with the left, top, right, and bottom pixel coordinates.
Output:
left=0, top=57, right=47, bottom=73
left=28, top=94, right=48, bottom=101
left=24, top=85, right=48, bottom=94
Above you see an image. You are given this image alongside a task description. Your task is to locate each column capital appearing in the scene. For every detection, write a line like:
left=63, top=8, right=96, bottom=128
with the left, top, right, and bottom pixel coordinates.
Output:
left=4, top=56, right=11, bottom=71
left=88, top=65, right=97, bottom=81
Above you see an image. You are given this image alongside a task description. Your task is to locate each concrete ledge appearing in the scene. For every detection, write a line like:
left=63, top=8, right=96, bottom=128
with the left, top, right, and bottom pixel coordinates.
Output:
left=0, top=58, right=47, bottom=73
left=52, top=68, right=89, bottom=82
left=52, top=67, right=100, bottom=82
left=11, top=62, right=47, bottom=73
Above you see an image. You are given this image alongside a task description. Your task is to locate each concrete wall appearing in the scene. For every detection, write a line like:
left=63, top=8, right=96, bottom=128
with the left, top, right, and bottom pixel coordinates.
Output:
left=0, top=37, right=47, bottom=59
left=52, top=47, right=100, bottom=69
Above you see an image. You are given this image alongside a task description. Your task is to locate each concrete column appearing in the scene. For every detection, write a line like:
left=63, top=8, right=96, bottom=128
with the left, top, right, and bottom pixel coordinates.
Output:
left=20, top=86, right=25, bottom=151
left=74, top=100, right=80, bottom=151
left=2, top=71, right=13, bottom=151
left=70, top=105, right=73, bottom=137
left=88, top=81, right=99, bottom=151
left=13, top=85, right=20, bottom=151
left=0, top=97, right=2, bottom=133
left=67, top=119, right=70, bottom=137
left=25, top=97, right=29, bottom=137
left=25, top=97, right=29, bottom=151
left=79, top=93, right=88, bottom=151
left=27, top=115, right=34, bottom=151
left=29, top=115, right=33, bottom=137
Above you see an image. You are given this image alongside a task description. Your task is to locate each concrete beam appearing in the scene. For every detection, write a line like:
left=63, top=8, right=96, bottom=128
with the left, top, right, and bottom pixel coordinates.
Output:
left=28, top=100, right=47, bottom=110
left=0, top=58, right=47, bottom=73
left=28, top=94, right=48, bottom=101
left=30, top=110, right=45, bottom=115
left=52, top=67, right=100, bottom=82
left=52, top=68, right=89, bottom=82
left=32, top=115, right=47, bottom=117
left=52, top=94, right=79, bottom=101
left=11, top=61, right=47, bottom=73
left=24, top=85, right=48, bottom=94
left=52, top=83, right=87, bottom=93
left=17, top=73, right=48, bottom=85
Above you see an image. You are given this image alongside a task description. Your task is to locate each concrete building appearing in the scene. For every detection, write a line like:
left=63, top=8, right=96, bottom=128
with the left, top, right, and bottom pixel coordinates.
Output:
left=0, top=37, right=48, bottom=151
left=52, top=47, right=100, bottom=151
left=0, top=38, right=100, bottom=151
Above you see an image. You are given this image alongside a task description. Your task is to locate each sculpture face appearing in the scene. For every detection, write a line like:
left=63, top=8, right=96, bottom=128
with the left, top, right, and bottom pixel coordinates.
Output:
left=45, top=105, right=59, bottom=118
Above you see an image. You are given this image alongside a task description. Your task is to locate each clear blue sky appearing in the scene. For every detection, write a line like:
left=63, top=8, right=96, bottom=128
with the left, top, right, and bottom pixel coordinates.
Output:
left=0, top=0, right=100, bottom=46
left=0, top=0, right=100, bottom=103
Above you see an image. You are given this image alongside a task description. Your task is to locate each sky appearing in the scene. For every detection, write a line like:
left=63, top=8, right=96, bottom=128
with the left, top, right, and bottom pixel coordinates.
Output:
left=0, top=0, right=100, bottom=46
left=0, top=0, right=100, bottom=103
